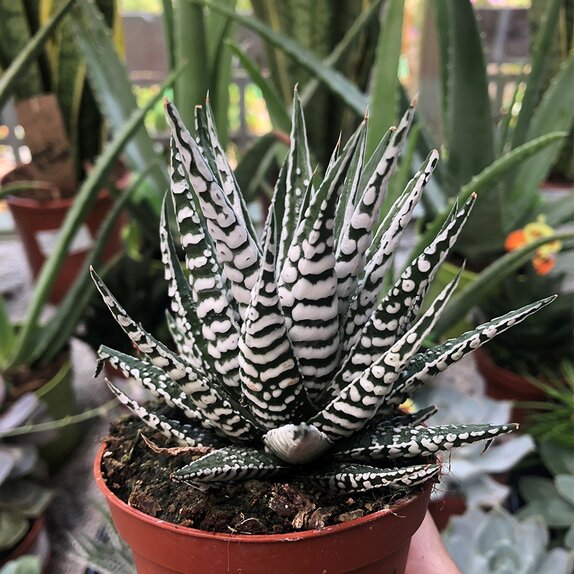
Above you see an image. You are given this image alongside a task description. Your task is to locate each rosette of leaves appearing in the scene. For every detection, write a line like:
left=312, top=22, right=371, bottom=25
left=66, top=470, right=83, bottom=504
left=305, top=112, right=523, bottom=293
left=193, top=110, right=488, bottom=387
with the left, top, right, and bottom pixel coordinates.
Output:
left=442, top=507, right=574, bottom=574
left=92, top=94, right=553, bottom=494
left=519, top=442, right=574, bottom=551
left=0, top=381, right=53, bottom=554
left=416, top=387, right=535, bottom=507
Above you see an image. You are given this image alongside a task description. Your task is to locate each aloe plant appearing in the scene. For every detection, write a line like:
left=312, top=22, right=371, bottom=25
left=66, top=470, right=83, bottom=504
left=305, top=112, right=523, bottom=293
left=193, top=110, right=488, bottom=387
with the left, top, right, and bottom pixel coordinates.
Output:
left=92, top=95, right=554, bottom=494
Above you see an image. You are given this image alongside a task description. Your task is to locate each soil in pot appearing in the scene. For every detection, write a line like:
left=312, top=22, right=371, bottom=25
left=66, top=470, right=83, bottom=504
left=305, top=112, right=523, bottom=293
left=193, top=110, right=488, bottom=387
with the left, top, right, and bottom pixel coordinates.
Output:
left=102, top=413, right=431, bottom=535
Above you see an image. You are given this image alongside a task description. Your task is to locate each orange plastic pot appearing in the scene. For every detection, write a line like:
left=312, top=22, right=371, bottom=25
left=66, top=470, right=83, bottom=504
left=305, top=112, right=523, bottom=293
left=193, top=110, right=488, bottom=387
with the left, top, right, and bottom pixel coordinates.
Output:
left=95, top=444, right=433, bottom=574
left=5, top=169, right=128, bottom=304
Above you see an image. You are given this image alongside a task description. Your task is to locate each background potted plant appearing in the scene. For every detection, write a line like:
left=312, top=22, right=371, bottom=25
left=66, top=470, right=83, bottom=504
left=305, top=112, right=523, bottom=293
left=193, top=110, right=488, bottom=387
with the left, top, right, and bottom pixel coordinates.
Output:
left=415, top=386, right=535, bottom=530
left=0, top=77, right=172, bottom=467
left=89, top=93, right=554, bottom=573
left=0, top=381, right=52, bottom=569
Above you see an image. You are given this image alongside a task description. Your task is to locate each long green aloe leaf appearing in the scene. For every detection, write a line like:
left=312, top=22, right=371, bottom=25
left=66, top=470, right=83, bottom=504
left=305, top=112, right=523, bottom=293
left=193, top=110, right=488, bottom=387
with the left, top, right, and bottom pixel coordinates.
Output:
left=505, top=54, right=574, bottom=233
left=190, top=0, right=369, bottom=115
left=31, top=169, right=151, bottom=364
left=411, top=131, right=567, bottom=261
left=70, top=0, right=168, bottom=210
left=0, top=0, right=76, bottom=109
left=10, top=68, right=181, bottom=367
left=444, top=0, right=495, bottom=195
left=365, top=0, right=404, bottom=158
left=432, top=231, right=574, bottom=338
left=509, top=0, right=561, bottom=150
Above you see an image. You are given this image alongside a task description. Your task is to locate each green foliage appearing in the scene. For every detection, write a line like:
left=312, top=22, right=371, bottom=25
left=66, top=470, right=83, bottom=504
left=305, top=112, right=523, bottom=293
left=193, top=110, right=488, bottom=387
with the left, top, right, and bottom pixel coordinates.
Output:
left=93, top=96, right=551, bottom=494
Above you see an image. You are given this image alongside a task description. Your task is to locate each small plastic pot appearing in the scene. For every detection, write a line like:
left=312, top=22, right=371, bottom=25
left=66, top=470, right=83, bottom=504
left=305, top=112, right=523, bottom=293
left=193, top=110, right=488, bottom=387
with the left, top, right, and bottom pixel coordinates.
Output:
left=474, top=348, right=545, bottom=425
left=5, top=167, right=128, bottom=304
left=95, top=444, right=433, bottom=574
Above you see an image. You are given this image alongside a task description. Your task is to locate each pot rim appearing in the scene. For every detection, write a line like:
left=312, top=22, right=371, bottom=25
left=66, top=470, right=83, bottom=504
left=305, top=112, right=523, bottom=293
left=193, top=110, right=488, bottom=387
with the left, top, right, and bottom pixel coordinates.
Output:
left=94, top=443, right=432, bottom=543
left=6, top=189, right=114, bottom=210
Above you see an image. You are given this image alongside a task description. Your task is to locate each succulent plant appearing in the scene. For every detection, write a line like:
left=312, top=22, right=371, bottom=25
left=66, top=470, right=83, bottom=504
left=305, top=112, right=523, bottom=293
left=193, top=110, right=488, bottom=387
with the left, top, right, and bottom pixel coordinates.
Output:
left=416, top=386, right=535, bottom=507
left=0, top=381, right=53, bottom=553
left=519, top=442, right=574, bottom=551
left=92, top=94, right=553, bottom=494
left=442, top=507, right=574, bottom=574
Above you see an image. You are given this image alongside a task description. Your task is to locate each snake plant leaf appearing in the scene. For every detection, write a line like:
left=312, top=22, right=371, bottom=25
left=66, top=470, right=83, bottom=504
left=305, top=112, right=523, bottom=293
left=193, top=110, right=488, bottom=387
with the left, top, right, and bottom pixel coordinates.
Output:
left=343, top=150, right=439, bottom=347
left=173, top=446, right=289, bottom=486
left=70, top=0, right=168, bottom=207
left=226, top=41, right=291, bottom=133
left=104, top=378, right=221, bottom=448
left=165, top=100, right=261, bottom=318
left=239, top=211, right=311, bottom=429
left=330, top=423, right=518, bottom=462
left=311, top=272, right=460, bottom=440
left=387, top=295, right=557, bottom=408
left=335, top=104, right=415, bottom=318
left=304, top=462, right=440, bottom=493
left=276, top=90, right=313, bottom=274
left=278, top=139, right=346, bottom=397
left=0, top=0, right=76, bottom=109
left=189, top=0, right=369, bottom=115
left=160, top=199, right=240, bottom=391
left=96, top=344, right=200, bottom=421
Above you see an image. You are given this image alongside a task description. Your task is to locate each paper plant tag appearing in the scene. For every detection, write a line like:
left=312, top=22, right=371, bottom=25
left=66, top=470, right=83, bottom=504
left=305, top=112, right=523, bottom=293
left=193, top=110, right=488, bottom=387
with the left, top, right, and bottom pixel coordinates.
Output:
left=35, top=224, right=93, bottom=258
left=16, top=94, right=77, bottom=195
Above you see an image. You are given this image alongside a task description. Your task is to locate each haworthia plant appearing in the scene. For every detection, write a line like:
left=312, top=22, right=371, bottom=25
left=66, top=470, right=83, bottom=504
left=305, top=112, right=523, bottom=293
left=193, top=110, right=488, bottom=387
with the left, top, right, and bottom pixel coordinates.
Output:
left=94, top=93, right=555, bottom=494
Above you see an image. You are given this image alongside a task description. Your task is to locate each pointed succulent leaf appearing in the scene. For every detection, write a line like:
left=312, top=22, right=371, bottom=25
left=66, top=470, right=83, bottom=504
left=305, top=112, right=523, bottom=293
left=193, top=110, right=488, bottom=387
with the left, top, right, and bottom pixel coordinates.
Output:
left=96, top=345, right=198, bottom=419
left=90, top=268, right=189, bottom=382
left=104, top=378, right=222, bottom=447
left=239, top=212, right=311, bottom=429
left=278, top=151, right=351, bottom=397
left=196, top=101, right=258, bottom=244
left=165, top=310, right=197, bottom=365
left=312, top=273, right=461, bottom=438
left=329, top=423, right=518, bottom=462
left=385, top=295, right=557, bottom=408
left=172, top=446, right=289, bottom=486
left=334, top=104, right=416, bottom=317
left=168, top=141, right=241, bottom=354
left=160, top=199, right=240, bottom=391
left=165, top=100, right=260, bottom=317
left=276, top=91, right=313, bottom=273
left=304, top=462, right=440, bottom=493
left=333, top=118, right=368, bottom=239
left=95, top=338, right=261, bottom=441
left=342, top=150, right=440, bottom=347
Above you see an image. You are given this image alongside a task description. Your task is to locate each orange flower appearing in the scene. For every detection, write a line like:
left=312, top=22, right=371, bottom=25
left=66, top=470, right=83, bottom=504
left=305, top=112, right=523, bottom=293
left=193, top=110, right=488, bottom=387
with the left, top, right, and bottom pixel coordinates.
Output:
left=504, top=217, right=561, bottom=276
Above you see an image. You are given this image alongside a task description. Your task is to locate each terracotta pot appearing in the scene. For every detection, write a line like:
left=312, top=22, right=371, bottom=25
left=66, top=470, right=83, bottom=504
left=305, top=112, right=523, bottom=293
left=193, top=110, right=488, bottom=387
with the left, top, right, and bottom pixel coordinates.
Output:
left=2, top=516, right=50, bottom=570
left=4, top=167, right=128, bottom=304
left=94, top=444, right=433, bottom=574
left=474, top=348, right=545, bottom=425
left=429, top=494, right=466, bottom=531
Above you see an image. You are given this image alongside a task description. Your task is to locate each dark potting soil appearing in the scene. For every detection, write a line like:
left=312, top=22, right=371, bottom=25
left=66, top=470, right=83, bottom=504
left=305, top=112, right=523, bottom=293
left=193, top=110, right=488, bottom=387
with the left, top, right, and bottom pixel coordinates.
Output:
left=101, top=414, right=426, bottom=535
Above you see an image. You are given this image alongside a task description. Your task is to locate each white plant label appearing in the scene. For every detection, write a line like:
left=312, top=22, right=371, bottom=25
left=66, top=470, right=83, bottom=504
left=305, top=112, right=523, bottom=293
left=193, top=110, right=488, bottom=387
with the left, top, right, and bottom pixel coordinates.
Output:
left=36, top=224, right=94, bottom=257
